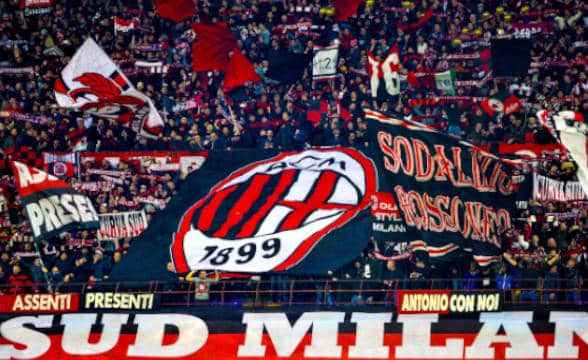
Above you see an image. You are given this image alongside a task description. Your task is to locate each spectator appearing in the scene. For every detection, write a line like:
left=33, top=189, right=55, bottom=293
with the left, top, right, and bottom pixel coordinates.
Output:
left=186, top=269, right=219, bottom=302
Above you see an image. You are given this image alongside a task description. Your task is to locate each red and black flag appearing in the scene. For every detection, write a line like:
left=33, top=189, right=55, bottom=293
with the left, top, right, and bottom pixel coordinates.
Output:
left=43, top=152, right=76, bottom=178
left=10, top=161, right=99, bottom=242
left=110, top=149, right=376, bottom=281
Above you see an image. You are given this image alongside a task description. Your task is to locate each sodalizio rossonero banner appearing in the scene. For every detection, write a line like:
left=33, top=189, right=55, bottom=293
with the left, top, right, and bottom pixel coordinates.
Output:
left=110, top=148, right=376, bottom=280
left=365, top=109, right=517, bottom=265
left=0, top=308, right=586, bottom=359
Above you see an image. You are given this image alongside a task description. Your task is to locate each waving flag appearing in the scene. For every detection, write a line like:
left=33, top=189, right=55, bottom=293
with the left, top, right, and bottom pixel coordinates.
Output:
left=10, top=161, right=99, bottom=242
left=366, top=109, right=516, bottom=266
left=54, top=38, right=164, bottom=138
left=367, top=44, right=400, bottom=98
left=110, top=149, right=375, bottom=281
left=154, top=0, right=196, bottom=22
left=191, top=23, right=260, bottom=91
left=333, top=0, right=361, bottom=22
left=397, top=8, right=433, bottom=33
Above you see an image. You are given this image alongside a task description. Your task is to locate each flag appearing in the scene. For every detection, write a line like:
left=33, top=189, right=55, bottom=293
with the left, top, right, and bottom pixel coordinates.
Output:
left=110, top=149, right=376, bottom=280
left=3, top=146, right=44, bottom=170
left=397, top=8, right=433, bottom=33
left=365, top=109, right=517, bottom=266
left=539, top=110, right=588, bottom=198
left=154, top=0, right=196, bottom=23
left=265, top=49, right=311, bottom=84
left=113, top=17, right=137, bottom=34
left=43, top=152, right=76, bottom=178
left=312, top=45, right=339, bottom=81
left=503, top=94, right=522, bottom=115
left=54, top=38, right=164, bottom=138
left=306, top=100, right=329, bottom=127
left=333, top=0, right=361, bottom=22
left=434, top=68, right=456, bottom=95
left=367, top=44, right=400, bottom=98
left=10, top=161, right=99, bottom=242
left=491, top=39, right=531, bottom=77
left=480, top=98, right=504, bottom=117
left=191, top=23, right=260, bottom=91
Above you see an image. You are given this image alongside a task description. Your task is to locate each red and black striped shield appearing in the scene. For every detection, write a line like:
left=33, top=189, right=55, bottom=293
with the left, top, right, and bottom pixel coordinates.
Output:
left=171, top=148, right=376, bottom=274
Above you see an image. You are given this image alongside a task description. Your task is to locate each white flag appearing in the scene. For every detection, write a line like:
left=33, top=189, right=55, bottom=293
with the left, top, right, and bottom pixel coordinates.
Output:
left=312, top=45, right=339, bottom=81
left=367, top=44, right=400, bottom=98
left=54, top=38, right=163, bottom=138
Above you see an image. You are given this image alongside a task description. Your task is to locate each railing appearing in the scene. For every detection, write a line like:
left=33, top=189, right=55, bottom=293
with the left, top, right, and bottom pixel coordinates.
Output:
left=1, top=278, right=585, bottom=307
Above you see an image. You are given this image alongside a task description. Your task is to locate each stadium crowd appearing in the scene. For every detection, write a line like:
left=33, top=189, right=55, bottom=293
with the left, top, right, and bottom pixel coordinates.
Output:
left=0, top=0, right=587, bottom=304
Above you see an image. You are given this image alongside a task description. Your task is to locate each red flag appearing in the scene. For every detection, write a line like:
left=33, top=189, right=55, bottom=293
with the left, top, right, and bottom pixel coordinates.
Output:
left=480, top=98, right=504, bottom=117
left=397, top=8, right=433, bottom=33
left=333, top=0, right=361, bottom=22
left=503, top=94, right=522, bottom=115
left=192, top=23, right=260, bottom=90
left=154, top=0, right=196, bottom=23
left=223, top=51, right=261, bottom=92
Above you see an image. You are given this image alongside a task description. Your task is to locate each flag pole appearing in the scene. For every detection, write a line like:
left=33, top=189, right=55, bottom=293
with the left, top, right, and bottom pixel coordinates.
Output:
left=33, top=241, right=51, bottom=292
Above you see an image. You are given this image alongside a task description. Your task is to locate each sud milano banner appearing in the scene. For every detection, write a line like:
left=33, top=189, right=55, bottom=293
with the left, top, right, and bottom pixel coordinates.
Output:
left=365, top=110, right=516, bottom=265
left=0, top=307, right=587, bottom=359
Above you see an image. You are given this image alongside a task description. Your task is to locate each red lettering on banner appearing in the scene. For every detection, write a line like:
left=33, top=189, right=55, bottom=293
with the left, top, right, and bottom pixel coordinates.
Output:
left=393, top=186, right=511, bottom=243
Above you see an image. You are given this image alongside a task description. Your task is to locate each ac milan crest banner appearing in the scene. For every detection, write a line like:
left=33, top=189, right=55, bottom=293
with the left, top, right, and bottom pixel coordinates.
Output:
left=10, top=161, right=99, bottom=242
left=98, top=211, right=148, bottom=240
left=365, top=109, right=516, bottom=265
left=54, top=38, right=164, bottom=138
left=110, top=149, right=375, bottom=281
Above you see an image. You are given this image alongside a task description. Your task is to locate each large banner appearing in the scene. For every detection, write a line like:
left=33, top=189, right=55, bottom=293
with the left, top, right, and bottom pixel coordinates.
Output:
left=98, top=211, right=148, bottom=240
left=533, top=174, right=587, bottom=202
left=54, top=38, right=164, bottom=138
left=110, top=148, right=376, bottom=280
left=0, top=307, right=586, bottom=359
left=366, top=110, right=516, bottom=265
left=10, top=161, right=100, bottom=242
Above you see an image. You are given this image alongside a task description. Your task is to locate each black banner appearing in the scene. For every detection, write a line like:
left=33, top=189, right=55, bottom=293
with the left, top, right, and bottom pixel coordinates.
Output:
left=10, top=161, right=100, bottom=242
left=110, top=149, right=376, bottom=280
left=366, top=110, right=516, bottom=265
